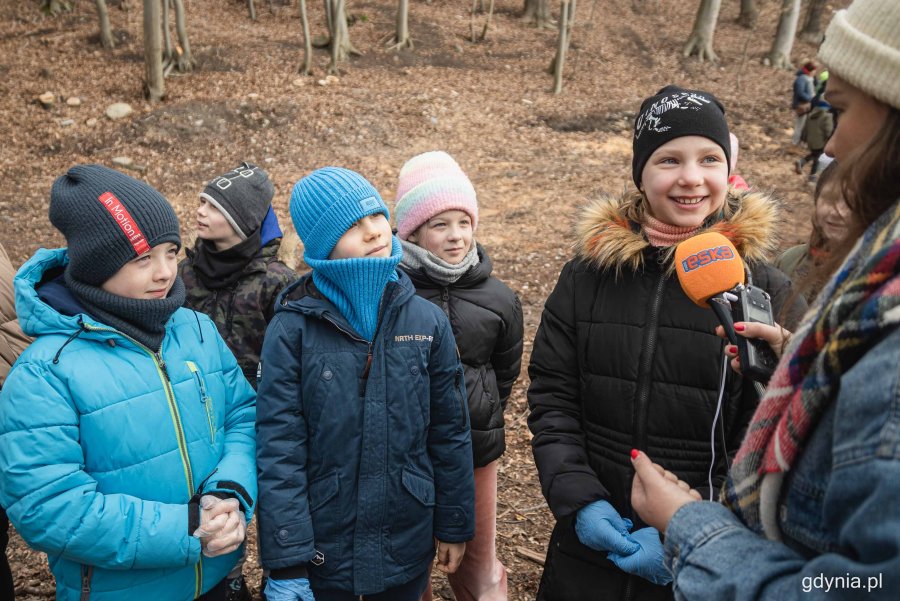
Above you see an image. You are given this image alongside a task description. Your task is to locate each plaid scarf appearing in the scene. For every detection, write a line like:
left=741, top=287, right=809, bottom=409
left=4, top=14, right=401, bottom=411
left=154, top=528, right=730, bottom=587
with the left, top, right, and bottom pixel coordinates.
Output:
left=723, top=199, right=900, bottom=539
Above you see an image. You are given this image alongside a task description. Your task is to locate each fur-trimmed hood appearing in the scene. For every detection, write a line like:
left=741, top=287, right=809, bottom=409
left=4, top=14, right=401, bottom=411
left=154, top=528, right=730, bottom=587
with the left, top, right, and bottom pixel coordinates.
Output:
left=574, top=188, right=781, bottom=274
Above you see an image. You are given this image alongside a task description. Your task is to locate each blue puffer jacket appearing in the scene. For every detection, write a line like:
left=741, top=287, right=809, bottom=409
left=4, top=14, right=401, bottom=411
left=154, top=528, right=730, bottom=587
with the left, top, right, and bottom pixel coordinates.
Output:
left=256, top=271, right=475, bottom=596
left=0, top=249, right=257, bottom=601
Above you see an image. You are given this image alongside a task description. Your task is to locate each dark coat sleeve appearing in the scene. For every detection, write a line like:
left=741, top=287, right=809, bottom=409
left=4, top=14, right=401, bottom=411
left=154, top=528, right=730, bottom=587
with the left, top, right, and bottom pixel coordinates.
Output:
left=527, top=261, right=608, bottom=519
left=491, top=290, right=524, bottom=410
left=255, top=315, right=315, bottom=570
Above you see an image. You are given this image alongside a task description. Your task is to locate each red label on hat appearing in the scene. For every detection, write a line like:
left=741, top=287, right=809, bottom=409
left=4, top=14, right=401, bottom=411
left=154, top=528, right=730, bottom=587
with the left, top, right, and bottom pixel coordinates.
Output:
left=97, top=192, right=151, bottom=256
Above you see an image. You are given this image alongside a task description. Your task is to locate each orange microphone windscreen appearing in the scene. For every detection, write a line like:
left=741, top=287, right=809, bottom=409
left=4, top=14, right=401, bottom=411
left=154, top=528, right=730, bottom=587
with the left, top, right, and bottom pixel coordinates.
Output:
left=674, top=232, right=745, bottom=307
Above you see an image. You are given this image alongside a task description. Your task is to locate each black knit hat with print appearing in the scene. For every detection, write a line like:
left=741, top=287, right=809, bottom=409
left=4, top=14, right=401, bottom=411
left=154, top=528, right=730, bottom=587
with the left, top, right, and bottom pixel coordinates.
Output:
left=200, top=162, right=275, bottom=239
left=50, top=164, right=181, bottom=286
left=632, top=85, right=731, bottom=187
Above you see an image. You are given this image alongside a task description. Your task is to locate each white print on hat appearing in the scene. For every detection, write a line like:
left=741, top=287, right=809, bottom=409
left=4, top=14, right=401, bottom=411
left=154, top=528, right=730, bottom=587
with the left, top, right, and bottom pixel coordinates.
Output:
left=635, top=92, right=712, bottom=139
left=212, top=165, right=260, bottom=190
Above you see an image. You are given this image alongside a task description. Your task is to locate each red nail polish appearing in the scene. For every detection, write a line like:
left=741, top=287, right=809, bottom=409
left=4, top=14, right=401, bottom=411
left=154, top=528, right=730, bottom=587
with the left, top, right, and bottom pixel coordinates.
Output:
left=727, top=345, right=737, bottom=353
left=734, top=323, right=746, bottom=331
left=630, top=449, right=639, bottom=460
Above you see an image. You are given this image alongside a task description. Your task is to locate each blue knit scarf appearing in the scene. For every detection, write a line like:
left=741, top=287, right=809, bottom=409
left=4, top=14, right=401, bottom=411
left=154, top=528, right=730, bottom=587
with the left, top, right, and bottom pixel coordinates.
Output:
left=306, top=237, right=403, bottom=341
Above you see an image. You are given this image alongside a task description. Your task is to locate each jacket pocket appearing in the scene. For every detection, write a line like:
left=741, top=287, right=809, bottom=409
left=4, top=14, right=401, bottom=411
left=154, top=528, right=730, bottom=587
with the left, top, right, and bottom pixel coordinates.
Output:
left=309, top=471, right=339, bottom=513
left=186, top=361, right=216, bottom=444
left=308, top=471, right=342, bottom=574
left=389, top=467, right=436, bottom=566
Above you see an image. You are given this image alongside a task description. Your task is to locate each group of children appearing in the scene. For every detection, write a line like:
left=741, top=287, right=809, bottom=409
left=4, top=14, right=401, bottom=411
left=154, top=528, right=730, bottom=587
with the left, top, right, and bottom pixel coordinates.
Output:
left=0, top=8, right=885, bottom=597
left=0, top=145, right=523, bottom=600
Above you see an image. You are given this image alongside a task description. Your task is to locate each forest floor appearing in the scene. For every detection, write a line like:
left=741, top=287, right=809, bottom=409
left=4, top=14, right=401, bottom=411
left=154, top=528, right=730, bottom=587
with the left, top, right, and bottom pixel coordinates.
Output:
left=1, top=0, right=846, bottom=598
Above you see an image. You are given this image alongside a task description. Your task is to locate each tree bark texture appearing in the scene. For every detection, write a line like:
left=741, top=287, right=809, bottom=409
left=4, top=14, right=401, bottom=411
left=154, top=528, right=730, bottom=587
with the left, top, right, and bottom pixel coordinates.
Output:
left=766, top=0, right=801, bottom=69
left=325, top=0, right=357, bottom=74
left=393, top=0, right=412, bottom=49
left=163, top=0, right=173, bottom=61
left=799, top=0, right=827, bottom=44
left=42, top=0, right=71, bottom=16
left=683, top=0, right=721, bottom=62
left=522, top=0, right=552, bottom=29
left=94, top=0, right=114, bottom=48
left=552, top=0, right=575, bottom=94
left=737, top=0, right=758, bottom=28
left=298, top=0, right=312, bottom=74
left=248, top=0, right=257, bottom=20
left=144, top=0, right=164, bottom=101
left=172, top=0, right=194, bottom=72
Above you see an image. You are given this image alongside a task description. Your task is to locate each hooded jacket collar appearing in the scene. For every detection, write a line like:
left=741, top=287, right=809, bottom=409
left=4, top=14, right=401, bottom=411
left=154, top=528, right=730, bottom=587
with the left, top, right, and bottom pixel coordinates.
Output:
left=574, top=188, right=780, bottom=275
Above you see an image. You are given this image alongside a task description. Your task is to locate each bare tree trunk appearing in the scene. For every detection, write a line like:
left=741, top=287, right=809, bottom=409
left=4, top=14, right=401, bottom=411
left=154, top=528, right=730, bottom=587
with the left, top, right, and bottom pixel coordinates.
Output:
left=144, top=0, right=164, bottom=101
left=163, top=0, right=172, bottom=60
left=95, top=0, right=115, bottom=48
left=480, top=0, right=496, bottom=41
left=683, top=0, right=721, bottom=62
left=248, top=0, right=257, bottom=20
left=765, top=0, right=801, bottom=69
left=391, top=0, right=412, bottom=49
left=172, top=0, right=194, bottom=72
left=298, top=0, right=312, bottom=74
left=522, top=0, right=552, bottom=29
left=551, top=0, right=575, bottom=94
left=325, top=0, right=358, bottom=74
left=799, top=0, right=827, bottom=44
left=737, top=0, right=758, bottom=28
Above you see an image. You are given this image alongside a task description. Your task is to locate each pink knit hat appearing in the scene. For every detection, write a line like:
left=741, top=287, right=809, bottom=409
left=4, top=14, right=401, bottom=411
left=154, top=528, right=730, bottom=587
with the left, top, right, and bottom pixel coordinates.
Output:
left=394, top=151, right=479, bottom=241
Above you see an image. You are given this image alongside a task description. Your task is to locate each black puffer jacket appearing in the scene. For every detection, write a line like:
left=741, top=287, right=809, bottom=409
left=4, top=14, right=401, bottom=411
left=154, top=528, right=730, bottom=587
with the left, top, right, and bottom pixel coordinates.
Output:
left=402, top=244, right=524, bottom=467
left=528, top=189, right=807, bottom=601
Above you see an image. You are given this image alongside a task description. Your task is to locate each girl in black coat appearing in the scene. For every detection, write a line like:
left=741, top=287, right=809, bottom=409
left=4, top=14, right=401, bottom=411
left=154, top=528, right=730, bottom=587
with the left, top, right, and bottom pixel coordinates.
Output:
left=527, top=87, right=807, bottom=601
left=394, top=151, right=524, bottom=601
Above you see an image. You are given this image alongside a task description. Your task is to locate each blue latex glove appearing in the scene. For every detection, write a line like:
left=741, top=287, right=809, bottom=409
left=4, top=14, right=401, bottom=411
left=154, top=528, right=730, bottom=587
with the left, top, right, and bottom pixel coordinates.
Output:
left=575, top=499, right=640, bottom=556
left=264, top=577, right=316, bottom=601
left=607, top=526, right=672, bottom=586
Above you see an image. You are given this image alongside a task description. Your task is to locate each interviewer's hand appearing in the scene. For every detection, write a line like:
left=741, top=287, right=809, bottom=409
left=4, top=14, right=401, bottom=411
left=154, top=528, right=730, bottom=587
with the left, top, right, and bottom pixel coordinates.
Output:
left=435, top=540, right=465, bottom=574
left=630, top=450, right=701, bottom=533
left=715, top=322, right=792, bottom=374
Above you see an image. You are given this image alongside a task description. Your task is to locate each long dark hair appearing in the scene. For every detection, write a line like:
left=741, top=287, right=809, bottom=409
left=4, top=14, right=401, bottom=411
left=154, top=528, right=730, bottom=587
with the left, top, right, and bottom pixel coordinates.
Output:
left=815, top=108, right=900, bottom=279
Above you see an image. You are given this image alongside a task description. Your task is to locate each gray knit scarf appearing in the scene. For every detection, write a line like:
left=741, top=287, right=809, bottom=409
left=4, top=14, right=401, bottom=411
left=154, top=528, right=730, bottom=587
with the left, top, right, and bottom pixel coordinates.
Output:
left=399, top=239, right=480, bottom=285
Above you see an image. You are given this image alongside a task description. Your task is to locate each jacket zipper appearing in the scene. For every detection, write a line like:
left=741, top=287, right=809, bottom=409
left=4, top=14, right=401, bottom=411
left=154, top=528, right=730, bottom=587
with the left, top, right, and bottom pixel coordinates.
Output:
left=440, top=287, right=451, bottom=318
left=81, top=324, right=203, bottom=598
left=80, top=565, right=93, bottom=600
left=632, top=272, right=666, bottom=456
left=187, top=361, right=216, bottom=443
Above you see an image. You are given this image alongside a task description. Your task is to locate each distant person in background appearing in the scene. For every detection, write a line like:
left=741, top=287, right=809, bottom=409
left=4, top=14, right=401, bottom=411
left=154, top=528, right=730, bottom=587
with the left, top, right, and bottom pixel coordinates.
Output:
left=630, top=1, right=900, bottom=598
left=796, top=98, right=835, bottom=182
left=727, top=133, right=750, bottom=190
left=776, top=163, right=849, bottom=295
left=792, top=61, right=817, bottom=145
left=394, top=151, right=524, bottom=601
left=527, top=85, right=805, bottom=601
left=0, top=242, right=32, bottom=601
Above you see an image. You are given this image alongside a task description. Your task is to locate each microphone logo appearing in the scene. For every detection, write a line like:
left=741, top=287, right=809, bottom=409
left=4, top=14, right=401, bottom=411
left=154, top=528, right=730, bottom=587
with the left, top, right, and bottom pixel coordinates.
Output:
left=680, top=245, right=736, bottom=273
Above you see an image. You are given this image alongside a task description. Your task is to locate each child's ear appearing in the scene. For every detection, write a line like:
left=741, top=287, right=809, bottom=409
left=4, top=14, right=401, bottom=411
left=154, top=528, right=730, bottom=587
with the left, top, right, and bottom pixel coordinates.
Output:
left=406, top=232, right=418, bottom=243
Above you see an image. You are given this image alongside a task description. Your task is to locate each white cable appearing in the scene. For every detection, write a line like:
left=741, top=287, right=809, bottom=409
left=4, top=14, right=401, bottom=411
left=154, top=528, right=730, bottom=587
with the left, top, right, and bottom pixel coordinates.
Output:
left=709, top=351, right=729, bottom=501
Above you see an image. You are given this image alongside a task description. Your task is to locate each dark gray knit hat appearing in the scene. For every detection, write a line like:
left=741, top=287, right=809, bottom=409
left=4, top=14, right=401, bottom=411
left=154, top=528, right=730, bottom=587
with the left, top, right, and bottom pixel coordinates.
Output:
left=200, top=162, right=275, bottom=239
left=50, top=164, right=181, bottom=286
left=632, top=85, right=731, bottom=187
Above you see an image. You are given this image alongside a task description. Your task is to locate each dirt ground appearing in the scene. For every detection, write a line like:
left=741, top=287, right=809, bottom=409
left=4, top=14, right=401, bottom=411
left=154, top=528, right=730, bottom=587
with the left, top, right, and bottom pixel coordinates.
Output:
left=0, top=0, right=845, bottom=598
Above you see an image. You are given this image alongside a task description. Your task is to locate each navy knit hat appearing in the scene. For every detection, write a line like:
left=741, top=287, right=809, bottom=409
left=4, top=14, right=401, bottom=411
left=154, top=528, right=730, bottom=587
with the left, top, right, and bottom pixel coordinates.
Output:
left=632, top=85, right=731, bottom=187
left=50, top=164, right=181, bottom=286
left=200, top=162, right=275, bottom=239
left=290, top=167, right=390, bottom=261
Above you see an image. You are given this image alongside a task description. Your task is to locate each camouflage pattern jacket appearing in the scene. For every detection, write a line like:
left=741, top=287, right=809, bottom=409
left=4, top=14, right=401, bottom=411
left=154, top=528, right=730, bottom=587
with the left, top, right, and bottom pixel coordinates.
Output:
left=180, top=239, right=296, bottom=387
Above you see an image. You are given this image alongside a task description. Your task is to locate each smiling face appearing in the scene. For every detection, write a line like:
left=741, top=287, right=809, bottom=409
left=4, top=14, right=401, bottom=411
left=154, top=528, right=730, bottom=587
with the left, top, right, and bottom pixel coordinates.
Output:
left=101, top=243, right=179, bottom=300
left=196, top=197, right=243, bottom=251
left=824, top=74, right=890, bottom=163
left=407, top=210, right=474, bottom=265
left=639, top=136, right=729, bottom=229
left=329, top=213, right=393, bottom=260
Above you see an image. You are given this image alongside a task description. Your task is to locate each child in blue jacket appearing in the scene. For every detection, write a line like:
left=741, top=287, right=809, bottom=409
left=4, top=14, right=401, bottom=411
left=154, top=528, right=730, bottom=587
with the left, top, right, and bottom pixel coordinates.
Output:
left=0, top=165, right=258, bottom=600
left=256, top=167, right=476, bottom=601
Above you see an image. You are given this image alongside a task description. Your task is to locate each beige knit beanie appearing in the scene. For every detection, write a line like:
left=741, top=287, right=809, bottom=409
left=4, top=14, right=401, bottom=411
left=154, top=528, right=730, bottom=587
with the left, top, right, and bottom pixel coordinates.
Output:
left=818, top=0, right=900, bottom=110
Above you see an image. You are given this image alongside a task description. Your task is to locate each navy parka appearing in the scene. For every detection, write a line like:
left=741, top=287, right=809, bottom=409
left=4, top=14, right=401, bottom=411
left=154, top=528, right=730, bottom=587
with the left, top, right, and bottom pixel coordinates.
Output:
left=255, top=270, right=475, bottom=596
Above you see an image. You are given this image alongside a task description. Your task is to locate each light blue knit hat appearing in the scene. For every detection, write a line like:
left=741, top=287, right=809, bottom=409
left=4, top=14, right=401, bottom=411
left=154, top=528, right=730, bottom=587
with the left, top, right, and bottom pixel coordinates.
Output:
left=289, top=167, right=390, bottom=261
